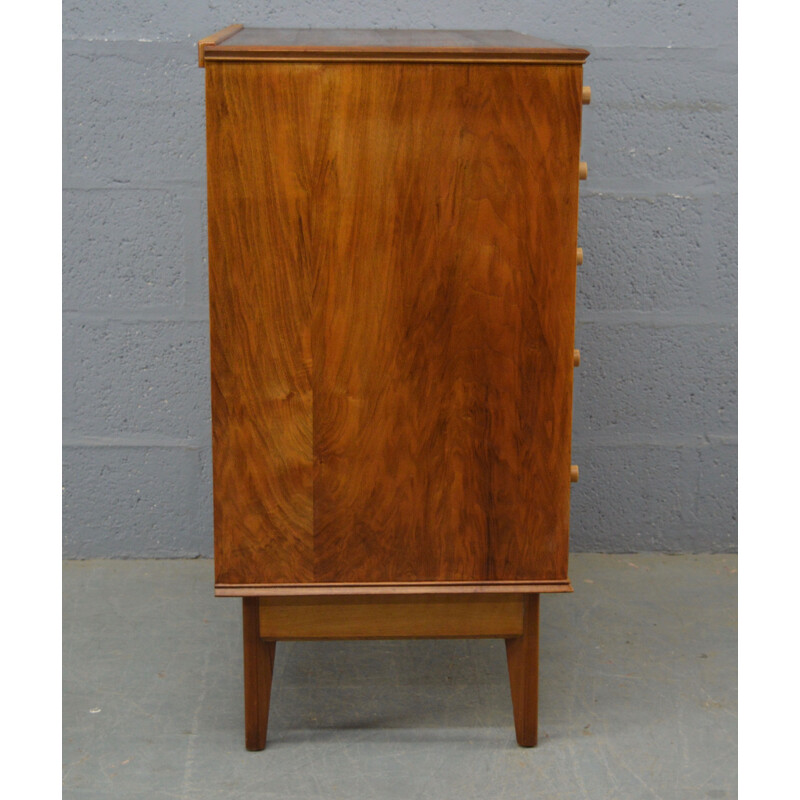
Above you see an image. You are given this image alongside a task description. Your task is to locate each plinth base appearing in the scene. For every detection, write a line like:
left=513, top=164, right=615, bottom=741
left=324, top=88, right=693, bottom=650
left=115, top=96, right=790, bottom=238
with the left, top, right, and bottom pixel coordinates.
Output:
left=241, top=592, right=543, bottom=749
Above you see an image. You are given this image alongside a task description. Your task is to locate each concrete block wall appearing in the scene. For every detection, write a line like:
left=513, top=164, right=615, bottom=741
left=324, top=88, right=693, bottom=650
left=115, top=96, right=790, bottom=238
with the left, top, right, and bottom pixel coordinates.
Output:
left=62, top=1, right=737, bottom=557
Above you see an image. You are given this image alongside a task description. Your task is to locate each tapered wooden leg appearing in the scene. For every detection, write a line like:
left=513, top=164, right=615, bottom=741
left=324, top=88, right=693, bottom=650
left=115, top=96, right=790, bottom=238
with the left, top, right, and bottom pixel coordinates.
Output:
left=242, top=598, right=276, bottom=751
left=505, top=593, right=540, bottom=747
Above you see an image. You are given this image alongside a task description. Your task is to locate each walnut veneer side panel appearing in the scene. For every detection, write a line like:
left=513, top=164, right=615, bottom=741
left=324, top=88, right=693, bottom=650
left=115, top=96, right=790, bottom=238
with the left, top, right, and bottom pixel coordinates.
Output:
left=206, top=61, right=583, bottom=587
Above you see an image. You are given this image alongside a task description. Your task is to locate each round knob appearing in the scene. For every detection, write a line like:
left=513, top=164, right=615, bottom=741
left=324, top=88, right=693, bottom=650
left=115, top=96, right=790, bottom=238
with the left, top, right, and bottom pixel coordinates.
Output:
left=582, top=86, right=592, bottom=105
left=576, top=247, right=584, bottom=265
left=579, top=162, right=588, bottom=180
left=573, top=349, right=581, bottom=367
left=570, top=465, right=579, bottom=483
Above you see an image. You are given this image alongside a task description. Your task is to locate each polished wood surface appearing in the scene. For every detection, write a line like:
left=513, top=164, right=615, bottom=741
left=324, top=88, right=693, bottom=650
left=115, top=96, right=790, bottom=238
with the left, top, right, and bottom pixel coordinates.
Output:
left=242, top=598, right=276, bottom=751
left=258, top=595, right=525, bottom=639
left=506, top=593, right=540, bottom=746
left=206, top=60, right=583, bottom=588
left=198, top=24, right=243, bottom=67
left=200, top=27, right=589, bottom=64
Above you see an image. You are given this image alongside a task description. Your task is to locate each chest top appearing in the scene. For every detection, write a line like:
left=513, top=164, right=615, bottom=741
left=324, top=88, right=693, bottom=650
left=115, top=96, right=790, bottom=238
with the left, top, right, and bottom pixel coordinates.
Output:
left=198, top=26, right=589, bottom=67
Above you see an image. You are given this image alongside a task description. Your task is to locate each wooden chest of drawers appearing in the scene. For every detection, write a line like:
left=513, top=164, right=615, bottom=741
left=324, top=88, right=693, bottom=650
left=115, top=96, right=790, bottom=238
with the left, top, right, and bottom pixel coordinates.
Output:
left=199, top=26, right=589, bottom=749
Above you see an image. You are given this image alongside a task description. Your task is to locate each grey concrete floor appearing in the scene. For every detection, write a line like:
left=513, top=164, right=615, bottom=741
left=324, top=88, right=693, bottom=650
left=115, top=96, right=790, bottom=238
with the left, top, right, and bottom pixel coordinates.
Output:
left=63, top=554, right=736, bottom=799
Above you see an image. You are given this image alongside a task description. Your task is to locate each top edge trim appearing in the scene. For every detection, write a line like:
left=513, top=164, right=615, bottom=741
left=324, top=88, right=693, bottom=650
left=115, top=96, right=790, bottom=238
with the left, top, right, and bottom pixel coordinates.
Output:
left=198, top=26, right=589, bottom=67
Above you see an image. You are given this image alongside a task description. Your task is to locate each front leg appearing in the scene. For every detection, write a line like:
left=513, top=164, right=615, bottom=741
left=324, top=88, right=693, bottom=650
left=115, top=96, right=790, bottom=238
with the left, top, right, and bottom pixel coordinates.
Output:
left=505, top=593, right=540, bottom=747
left=242, top=598, right=276, bottom=750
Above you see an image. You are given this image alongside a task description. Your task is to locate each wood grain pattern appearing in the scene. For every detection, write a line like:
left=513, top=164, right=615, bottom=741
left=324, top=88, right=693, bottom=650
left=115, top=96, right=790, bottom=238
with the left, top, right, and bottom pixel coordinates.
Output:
left=206, top=60, right=583, bottom=588
left=242, top=598, right=276, bottom=750
left=505, top=593, right=540, bottom=746
left=258, top=594, right=524, bottom=639
left=207, top=62, right=315, bottom=585
left=201, top=27, right=589, bottom=65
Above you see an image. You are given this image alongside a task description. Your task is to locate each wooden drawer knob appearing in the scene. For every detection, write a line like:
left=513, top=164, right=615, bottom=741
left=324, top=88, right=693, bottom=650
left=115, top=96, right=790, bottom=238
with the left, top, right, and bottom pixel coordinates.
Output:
left=573, top=349, right=581, bottom=367
left=576, top=247, right=584, bottom=266
left=570, top=465, right=579, bottom=483
left=582, top=86, right=591, bottom=105
left=579, top=162, right=588, bottom=180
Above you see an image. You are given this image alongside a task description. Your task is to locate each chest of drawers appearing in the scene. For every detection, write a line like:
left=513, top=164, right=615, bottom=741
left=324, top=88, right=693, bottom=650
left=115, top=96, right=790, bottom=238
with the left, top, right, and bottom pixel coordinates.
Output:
left=199, top=26, right=589, bottom=749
